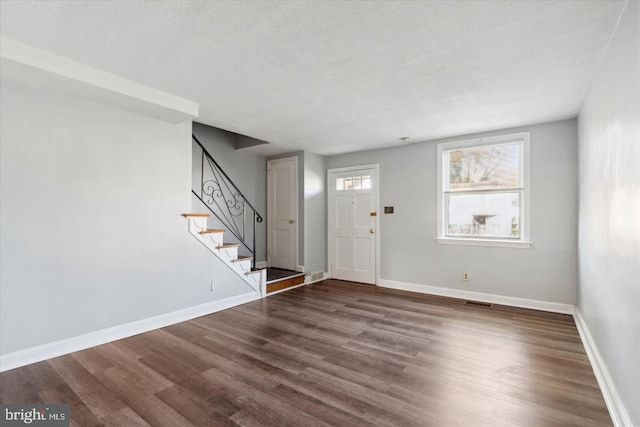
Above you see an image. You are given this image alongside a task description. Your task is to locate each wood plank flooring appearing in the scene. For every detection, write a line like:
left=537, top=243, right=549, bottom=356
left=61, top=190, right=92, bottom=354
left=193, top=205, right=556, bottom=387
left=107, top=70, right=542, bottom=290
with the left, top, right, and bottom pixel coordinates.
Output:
left=0, top=280, right=612, bottom=426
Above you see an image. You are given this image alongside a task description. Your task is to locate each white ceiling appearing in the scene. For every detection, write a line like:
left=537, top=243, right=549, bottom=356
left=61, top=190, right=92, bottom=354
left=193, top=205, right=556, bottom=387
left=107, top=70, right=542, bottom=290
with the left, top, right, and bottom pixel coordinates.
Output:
left=0, top=1, right=627, bottom=155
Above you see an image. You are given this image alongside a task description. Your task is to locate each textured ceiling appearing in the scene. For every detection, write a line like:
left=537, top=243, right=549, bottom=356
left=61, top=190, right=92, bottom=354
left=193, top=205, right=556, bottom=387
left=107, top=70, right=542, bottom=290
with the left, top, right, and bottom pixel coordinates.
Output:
left=0, top=1, right=626, bottom=155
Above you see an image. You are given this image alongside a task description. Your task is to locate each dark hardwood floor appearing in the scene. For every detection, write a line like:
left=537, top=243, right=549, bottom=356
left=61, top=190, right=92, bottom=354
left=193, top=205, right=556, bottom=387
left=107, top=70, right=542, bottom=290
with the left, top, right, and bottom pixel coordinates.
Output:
left=0, top=280, right=612, bottom=426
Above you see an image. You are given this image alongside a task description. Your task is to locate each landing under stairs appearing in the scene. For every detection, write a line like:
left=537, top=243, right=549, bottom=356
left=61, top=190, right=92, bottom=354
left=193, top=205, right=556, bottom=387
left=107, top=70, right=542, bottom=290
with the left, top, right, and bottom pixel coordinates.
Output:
left=266, top=268, right=305, bottom=294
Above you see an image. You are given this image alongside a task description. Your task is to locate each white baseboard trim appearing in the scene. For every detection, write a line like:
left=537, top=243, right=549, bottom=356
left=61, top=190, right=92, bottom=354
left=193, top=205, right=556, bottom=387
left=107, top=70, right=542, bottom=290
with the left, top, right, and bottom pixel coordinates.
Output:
left=296, top=265, right=305, bottom=273
left=255, top=261, right=267, bottom=269
left=573, top=308, right=632, bottom=427
left=377, top=279, right=574, bottom=314
left=0, top=291, right=261, bottom=373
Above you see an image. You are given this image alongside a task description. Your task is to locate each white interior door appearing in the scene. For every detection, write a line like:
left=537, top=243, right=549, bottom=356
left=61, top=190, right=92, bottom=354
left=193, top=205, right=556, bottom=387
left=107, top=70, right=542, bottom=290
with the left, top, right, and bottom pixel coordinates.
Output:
left=328, top=166, right=377, bottom=284
left=267, top=157, right=297, bottom=270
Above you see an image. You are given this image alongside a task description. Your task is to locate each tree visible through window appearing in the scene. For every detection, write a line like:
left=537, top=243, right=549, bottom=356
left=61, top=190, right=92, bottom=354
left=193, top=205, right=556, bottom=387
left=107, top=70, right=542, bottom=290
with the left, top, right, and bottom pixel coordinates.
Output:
left=437, top=132, right=531, bottom=247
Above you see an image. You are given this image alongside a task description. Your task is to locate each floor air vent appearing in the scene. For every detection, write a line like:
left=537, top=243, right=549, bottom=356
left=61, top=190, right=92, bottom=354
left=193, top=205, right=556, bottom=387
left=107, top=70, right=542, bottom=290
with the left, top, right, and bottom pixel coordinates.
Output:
left=464, top=300, right=494, bottom=308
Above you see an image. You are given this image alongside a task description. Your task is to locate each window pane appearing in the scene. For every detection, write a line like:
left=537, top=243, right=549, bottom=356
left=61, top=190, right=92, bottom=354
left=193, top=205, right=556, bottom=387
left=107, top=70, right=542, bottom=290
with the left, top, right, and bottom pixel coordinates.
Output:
left=352, top=176, right=361, bottom=189
left=448, top=143, right=519, bottom=191
left=447, top=192, right=520, bottom=238
left=336, top=178, right=344, bottom=191
left=344, top=177, right=353, bottom=190
left=362, top=176, right=371, bottom=189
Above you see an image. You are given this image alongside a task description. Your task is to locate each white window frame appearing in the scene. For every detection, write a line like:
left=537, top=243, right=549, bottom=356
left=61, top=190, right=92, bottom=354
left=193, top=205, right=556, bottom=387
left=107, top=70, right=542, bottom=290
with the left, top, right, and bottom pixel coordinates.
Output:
left=436, top=132, right=532, bottom=248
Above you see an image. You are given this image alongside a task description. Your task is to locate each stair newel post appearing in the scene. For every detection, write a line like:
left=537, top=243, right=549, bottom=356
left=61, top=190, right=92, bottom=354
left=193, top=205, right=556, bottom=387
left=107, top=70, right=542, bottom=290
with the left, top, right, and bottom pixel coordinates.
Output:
left=252, top=210, right=257, bottom=270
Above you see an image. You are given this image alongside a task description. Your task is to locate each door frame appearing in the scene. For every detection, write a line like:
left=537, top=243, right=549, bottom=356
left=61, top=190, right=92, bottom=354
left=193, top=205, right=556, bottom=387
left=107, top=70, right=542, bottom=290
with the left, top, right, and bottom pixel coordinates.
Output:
left=327, top=164, right=380, bottom=285
left=267, top=156, right=299, bottom=271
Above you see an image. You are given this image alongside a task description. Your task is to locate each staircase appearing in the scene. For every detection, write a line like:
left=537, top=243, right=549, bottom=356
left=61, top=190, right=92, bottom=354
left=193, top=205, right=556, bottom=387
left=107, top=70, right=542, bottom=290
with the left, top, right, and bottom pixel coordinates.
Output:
left=191, top=134, right=262, bottom=268
left=186, top=134, right=308, bottom=298
left=183, top=213, right=267, bottom=296
left=185, top=133, right=268, bottom=296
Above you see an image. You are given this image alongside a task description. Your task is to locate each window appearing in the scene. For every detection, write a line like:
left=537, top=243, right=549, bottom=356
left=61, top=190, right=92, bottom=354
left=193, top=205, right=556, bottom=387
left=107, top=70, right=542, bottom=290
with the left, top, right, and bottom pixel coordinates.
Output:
left=436, top=132, right=531, bottom=248
left=336, top=175, right=371, bottom=191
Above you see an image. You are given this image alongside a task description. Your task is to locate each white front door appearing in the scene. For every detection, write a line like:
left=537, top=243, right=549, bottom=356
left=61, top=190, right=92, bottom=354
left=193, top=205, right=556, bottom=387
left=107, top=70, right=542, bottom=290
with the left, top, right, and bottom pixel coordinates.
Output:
left=267, top=157, right=297, bottom=270
left=328, top=166, right=378, bottom=284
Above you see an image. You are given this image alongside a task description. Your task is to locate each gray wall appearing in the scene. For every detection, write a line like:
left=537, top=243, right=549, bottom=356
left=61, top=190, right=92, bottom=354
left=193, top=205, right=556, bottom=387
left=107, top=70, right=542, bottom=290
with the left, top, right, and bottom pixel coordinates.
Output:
left=192, top=123, right=267, bottom=262
left=577, top=1, right=639, bottom=424
left=0, top=80, right=250, bottom=355
left=304, top=152, right=327, bottom=273
left=327, top=119, right=578, bottom=304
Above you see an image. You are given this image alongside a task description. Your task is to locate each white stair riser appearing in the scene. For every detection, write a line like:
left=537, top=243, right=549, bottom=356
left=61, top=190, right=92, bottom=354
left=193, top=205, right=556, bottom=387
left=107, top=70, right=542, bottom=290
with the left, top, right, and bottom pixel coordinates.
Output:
left=188, top=216, right=208, bottom=233
left=231, top=259, right=253, bottom=275
left=247, top=271, right=266, bottom=292
left=200, top=233, right=224, bottom=247
left=217, top=246, right=238, bottom=261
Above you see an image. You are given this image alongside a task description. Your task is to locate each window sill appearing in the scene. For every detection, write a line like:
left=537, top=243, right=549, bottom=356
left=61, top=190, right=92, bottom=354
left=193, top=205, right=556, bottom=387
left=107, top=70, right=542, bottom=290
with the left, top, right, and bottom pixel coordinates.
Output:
left=436, top=237, right=533, bottom=249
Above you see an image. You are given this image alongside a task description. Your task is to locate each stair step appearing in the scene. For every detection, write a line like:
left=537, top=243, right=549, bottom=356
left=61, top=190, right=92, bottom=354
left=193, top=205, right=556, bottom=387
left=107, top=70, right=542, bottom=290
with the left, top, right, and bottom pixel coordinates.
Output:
left=267, top=274, right=305, bottom=294
left=199, top=229, right=225, bottom=235
left=232, top=257, right=253, bottom=263
left=245, top=269, right=263, bottom=276
left=217, top=244, right=240, bottom=249
left=266, top=271, right=306, bottom=285
left=182, top=213, right=210, bottom=218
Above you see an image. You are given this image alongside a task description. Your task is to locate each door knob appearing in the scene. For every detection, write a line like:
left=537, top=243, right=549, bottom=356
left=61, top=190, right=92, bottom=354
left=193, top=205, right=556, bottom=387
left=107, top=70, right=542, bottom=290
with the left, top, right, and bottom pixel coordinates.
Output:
left=370, top=229, right=375, bottom=234
left=289, top=220, right=295, bottom=224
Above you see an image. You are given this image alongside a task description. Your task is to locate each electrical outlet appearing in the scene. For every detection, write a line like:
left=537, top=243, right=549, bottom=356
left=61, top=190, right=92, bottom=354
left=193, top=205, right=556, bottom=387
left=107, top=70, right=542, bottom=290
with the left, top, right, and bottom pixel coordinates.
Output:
left=210, top=280, right=217, bottom=292
left=462, top=272, right=469, bottom=281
